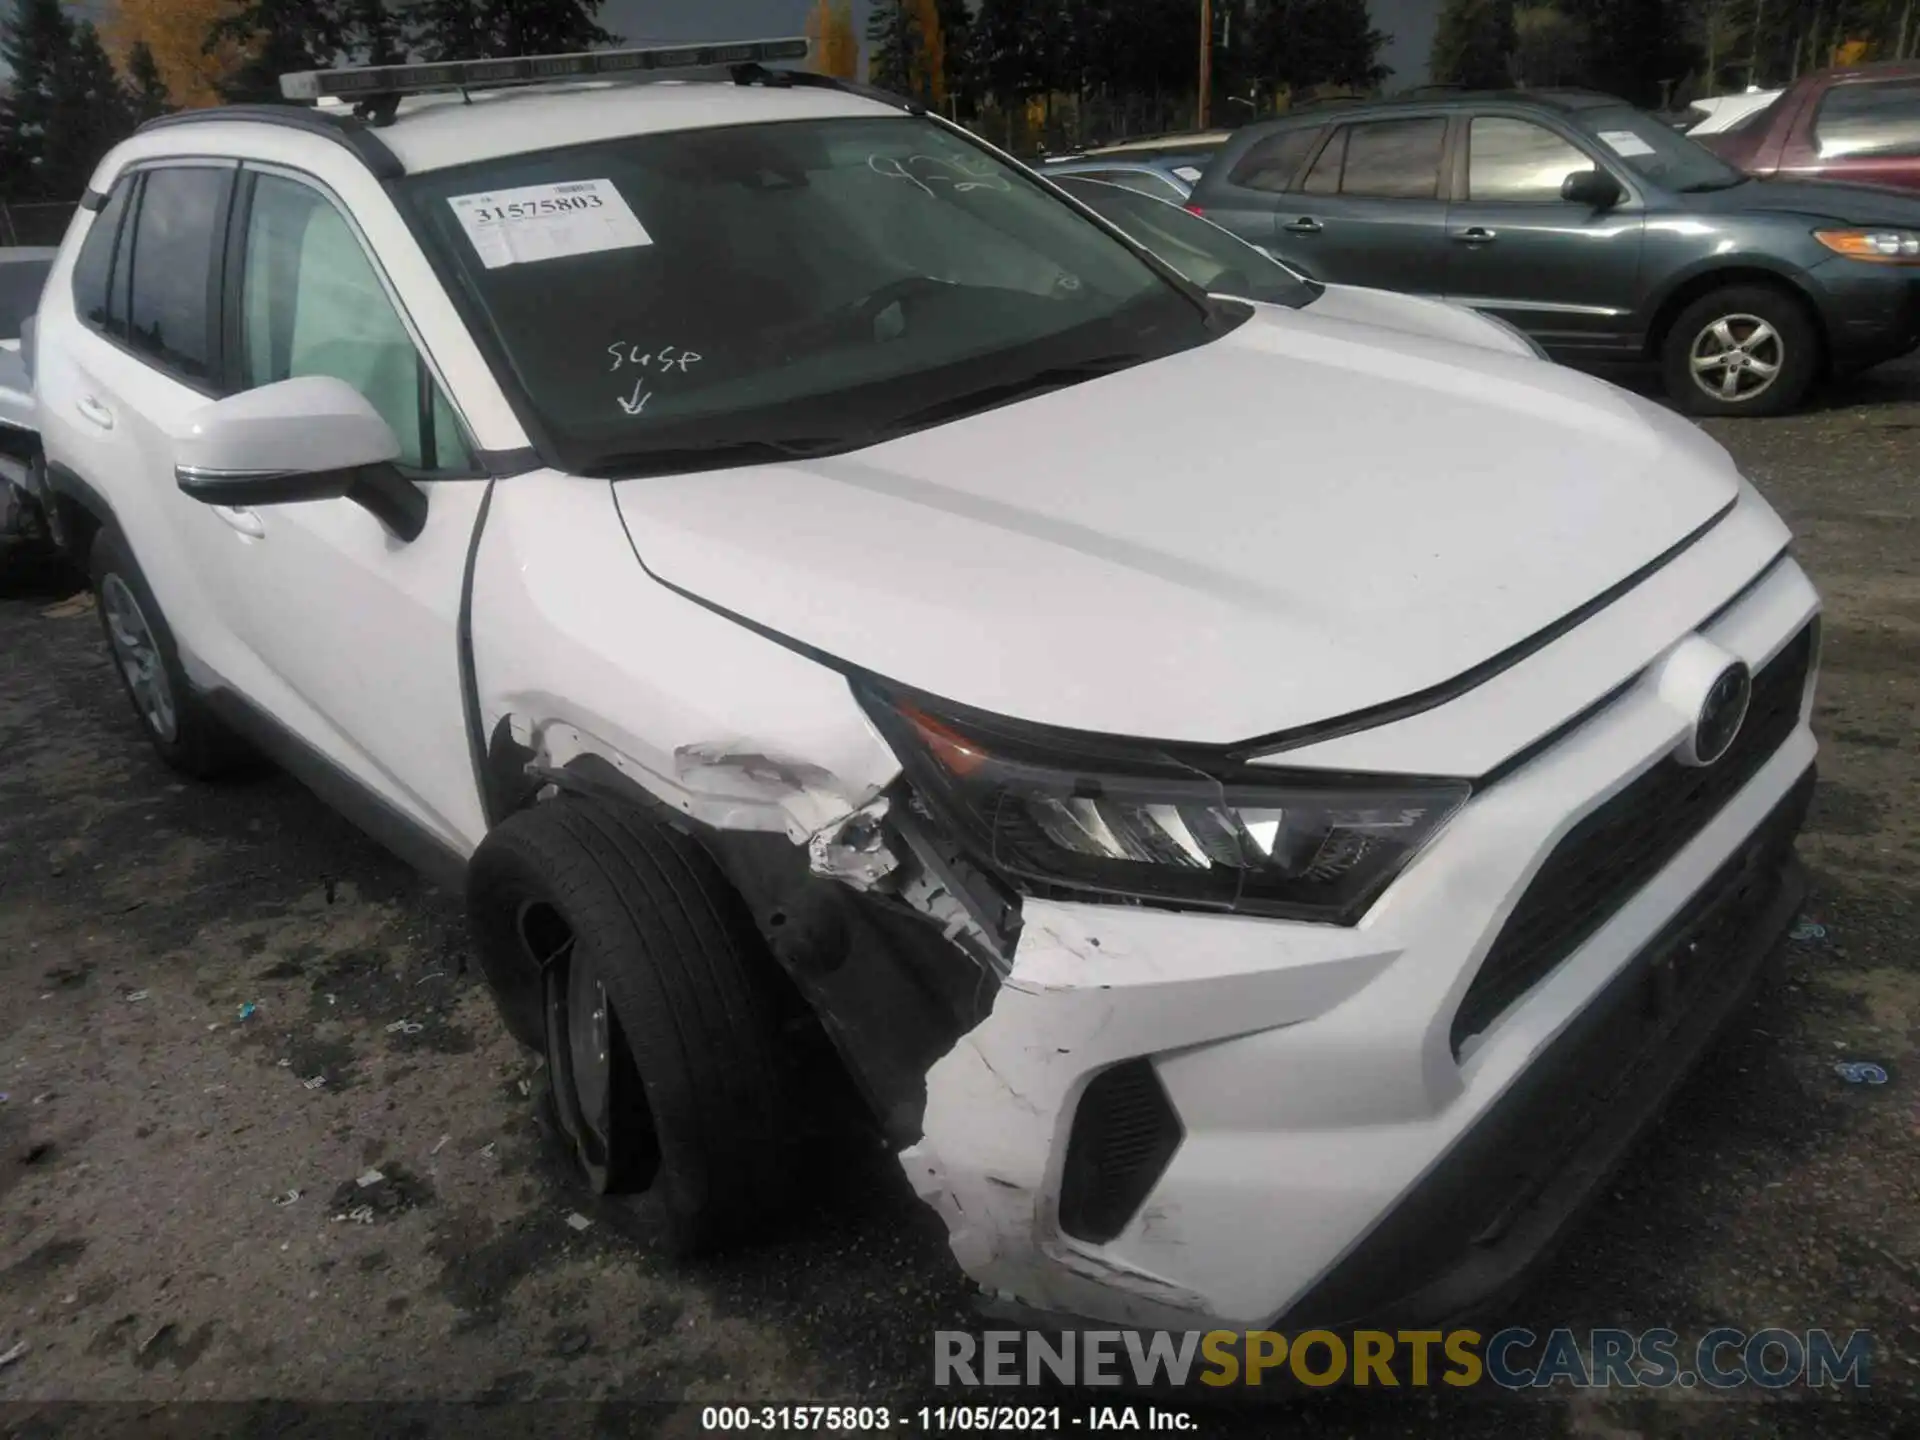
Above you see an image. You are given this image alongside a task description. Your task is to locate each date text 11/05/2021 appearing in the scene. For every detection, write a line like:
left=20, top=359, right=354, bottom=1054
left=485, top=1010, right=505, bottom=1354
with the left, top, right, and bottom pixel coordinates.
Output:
left=700, top=1406, right=1192, bottom=1432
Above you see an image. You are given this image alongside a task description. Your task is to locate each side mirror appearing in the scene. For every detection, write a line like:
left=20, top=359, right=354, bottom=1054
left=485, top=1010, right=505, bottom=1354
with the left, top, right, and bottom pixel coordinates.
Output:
left=174, top=375, right=426, bottom=542
left=1561, top=168, right=1624, bottom=209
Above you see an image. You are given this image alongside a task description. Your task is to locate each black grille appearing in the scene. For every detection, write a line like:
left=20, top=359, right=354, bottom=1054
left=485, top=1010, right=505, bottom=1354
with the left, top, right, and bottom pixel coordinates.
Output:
left=1451, top=621, right=1816, bottom=1053
left=1058, top=1059, right=1184, bottom=1244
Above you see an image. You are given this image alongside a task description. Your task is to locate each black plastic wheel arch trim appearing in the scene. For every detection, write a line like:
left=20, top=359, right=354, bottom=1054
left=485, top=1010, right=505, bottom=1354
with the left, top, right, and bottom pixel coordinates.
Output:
left=458, top=478, right=500, bottom=826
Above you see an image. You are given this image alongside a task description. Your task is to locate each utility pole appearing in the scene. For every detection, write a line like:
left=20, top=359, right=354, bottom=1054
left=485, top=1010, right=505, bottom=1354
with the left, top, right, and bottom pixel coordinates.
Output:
left=1198, top=0, right=1213, bottom=129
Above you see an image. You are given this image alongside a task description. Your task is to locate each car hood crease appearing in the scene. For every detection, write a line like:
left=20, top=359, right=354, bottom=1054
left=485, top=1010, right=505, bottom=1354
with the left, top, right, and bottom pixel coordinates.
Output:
left=614, top=309, right=1741, bottom=744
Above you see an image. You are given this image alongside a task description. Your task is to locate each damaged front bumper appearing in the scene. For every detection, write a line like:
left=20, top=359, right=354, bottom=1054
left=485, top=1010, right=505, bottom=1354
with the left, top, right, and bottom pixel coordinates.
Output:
left=897, top=613, right=1819, bottom=1332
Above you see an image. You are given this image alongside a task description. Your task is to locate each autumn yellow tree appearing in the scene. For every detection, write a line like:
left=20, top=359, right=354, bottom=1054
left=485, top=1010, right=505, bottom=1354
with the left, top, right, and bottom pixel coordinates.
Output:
left=907, top=0, right=944, bottom=108
left=806, top=0, right=859, bottom=82
left=867, top=0, right=948, bottom=106
left=108, top=0, right=244, bottom=109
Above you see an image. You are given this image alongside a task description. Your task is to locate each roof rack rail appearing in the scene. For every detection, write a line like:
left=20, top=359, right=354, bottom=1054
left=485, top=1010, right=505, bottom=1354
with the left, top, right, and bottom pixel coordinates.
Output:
left=727, top=61, right=924, bottom=115
left=137, top=103, right=404, bottom=179
left=280, top=37, right=811, bottom=124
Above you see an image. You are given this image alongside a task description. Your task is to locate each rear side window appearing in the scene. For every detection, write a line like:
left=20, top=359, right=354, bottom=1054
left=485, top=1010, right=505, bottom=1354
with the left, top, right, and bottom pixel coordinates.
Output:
left=1338, top=118, right=1447, bottom=198
left=1227, top=128, right=1323, bottom=193
left=71, top=178, right=133, bottom=336
left=123, top=166, right=229, bottom=384
left=1815, top=78, right=1920, bottom=159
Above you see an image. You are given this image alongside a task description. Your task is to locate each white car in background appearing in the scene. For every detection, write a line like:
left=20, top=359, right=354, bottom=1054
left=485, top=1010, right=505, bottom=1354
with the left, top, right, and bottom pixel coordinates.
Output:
left=30, top=41, right=1820, bottom=1333
left=1682, top=90, right=1783, bottom=136
left=0, top=246, right=55, bottom=550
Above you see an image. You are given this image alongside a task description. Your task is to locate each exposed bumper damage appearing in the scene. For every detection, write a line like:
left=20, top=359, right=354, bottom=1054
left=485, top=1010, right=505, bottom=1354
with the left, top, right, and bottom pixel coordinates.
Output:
left=501, top=715, right=1018, bottom=1147
left=488, top=557, right=1817, bottom=1332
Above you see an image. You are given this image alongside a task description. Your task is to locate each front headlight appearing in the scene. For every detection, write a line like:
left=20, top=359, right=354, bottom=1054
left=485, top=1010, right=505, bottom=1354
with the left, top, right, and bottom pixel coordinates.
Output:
left=1814, top=227, right=1920, bottom=262
left=857, top=683, right=1470, bottom=924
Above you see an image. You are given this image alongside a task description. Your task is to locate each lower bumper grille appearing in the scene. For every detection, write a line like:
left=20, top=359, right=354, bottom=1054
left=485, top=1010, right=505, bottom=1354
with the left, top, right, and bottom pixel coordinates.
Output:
left=1058, top=1058, right=1183, bottom=1245
left=1452, top=619, right=1816, bottom=1052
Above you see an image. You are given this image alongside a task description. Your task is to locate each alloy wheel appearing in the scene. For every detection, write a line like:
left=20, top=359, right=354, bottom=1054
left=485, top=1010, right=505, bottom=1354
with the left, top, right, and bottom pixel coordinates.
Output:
left=100, top=574, right=177, bottom=743
left=1689, top=313, right=1784, bottom=404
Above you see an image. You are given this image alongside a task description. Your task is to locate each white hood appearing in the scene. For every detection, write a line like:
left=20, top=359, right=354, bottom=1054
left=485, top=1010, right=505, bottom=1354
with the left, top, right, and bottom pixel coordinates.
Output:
left=614, top=305, right=1741, bottom=745
left=1304, top=283, right=1537, bottom=355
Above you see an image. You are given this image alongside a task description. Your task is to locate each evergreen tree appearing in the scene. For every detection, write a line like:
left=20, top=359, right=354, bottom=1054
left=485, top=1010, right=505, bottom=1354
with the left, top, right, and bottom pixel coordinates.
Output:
left=126, top=40, right=175, bottom=122
left=934, top=0, right=976, bottom=114
left=1430, top=0, right=1519, bottom=87
left=57, top=20, right=137, bottom=177
left=1252, top=0, right=1394, bottom=95
left=1509, top=4, right=1586, bottom=86
left=0, top=1, right=140, bottom=202
left=1, top=0, right=70, bottom=199
left=346, top=0, right=405, bottom=66
left=867, top=0, right=917, bottom=94
left=412, top=1, right=615, bottom=62
left=210, top=0, right=350, bottom=104
left=411, top=0, right=486, bottom=62
left=1564, top=0, right=1696, bottom=104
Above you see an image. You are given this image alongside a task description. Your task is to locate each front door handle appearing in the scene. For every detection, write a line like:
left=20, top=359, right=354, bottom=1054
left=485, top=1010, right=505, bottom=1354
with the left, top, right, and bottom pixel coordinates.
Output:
left=76, top=395, right=114, bottom=430
left=214, top=506, right=266, bottom=539
left=1283, top=216, right=1323, bottom=235
left=1452, top=226, right=1498, bottom=244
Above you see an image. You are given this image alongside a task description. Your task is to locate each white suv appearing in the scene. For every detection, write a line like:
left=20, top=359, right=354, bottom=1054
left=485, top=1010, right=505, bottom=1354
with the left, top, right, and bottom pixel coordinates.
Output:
left=33, top=42, right=1821, bottom=1332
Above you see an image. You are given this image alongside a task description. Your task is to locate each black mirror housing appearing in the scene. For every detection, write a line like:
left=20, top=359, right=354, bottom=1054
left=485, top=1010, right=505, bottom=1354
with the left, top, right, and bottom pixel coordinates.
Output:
left=1562, top=168, right=1624, bottom=208
left=176, top=462, right=428, bottom=543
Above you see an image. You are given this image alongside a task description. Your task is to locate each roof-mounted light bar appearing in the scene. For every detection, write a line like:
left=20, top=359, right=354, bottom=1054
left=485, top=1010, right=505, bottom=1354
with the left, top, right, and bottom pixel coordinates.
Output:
left=279, top=36, right=812, bottom=104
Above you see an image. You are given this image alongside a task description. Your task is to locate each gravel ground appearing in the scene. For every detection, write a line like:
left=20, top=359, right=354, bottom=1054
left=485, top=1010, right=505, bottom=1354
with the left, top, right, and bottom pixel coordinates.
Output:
left=1, top=360, right=1917, bottom=1438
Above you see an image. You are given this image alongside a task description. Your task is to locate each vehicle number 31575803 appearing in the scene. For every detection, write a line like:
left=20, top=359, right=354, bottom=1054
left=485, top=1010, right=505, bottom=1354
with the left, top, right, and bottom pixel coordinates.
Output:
left=466, top=192, right=606, bottom=224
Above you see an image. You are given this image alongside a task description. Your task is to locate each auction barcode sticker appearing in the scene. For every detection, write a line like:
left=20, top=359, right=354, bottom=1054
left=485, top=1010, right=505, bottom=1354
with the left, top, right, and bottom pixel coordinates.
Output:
left=447, top=179, right=652, bottom=269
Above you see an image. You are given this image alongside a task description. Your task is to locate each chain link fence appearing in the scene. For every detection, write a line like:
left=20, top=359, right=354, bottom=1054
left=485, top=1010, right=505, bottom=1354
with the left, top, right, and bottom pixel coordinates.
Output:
left=0, top=201, right=81, bottom=248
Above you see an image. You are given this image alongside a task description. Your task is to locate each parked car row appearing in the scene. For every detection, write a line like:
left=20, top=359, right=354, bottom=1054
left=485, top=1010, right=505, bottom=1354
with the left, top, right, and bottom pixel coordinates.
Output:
left=1074, top=75, right=1920, bottom=417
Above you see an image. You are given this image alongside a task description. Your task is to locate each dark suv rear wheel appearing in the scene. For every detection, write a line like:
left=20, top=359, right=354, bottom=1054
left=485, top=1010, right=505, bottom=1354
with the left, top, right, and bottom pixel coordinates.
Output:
left=1662, top=284, right=1819, bottom=418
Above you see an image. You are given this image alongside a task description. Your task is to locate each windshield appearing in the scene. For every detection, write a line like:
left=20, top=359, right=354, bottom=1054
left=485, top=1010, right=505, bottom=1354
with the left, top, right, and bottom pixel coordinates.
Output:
left=1577, top=106, right=1746, bottom=191
left=0, top=258, right=51, bottom=339
left=401, top=115, right=1216, bottom=476
left=1054, top=177, right=1316, bottom=309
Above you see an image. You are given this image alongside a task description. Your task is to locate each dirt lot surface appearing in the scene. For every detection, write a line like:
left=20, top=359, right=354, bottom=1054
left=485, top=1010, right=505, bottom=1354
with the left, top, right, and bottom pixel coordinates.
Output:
left=1, top=361, right=1918, bottom=1439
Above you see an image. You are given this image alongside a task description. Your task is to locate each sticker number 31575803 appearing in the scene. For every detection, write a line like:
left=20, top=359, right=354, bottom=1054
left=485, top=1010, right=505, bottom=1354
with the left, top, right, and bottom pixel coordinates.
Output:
left=447, top=179, right=653, bottom=270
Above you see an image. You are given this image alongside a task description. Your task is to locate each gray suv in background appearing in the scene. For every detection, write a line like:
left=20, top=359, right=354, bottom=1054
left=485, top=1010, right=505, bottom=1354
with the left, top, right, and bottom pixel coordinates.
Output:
left=1189, top=90, right=1920, bottom=415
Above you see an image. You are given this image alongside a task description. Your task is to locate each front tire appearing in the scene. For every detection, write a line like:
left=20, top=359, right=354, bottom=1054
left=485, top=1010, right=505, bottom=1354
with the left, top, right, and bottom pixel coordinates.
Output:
left=467, top=794, right=794, bottom=1254
left=88, top=526, right=249, bottom=777
left=1662, top=284, right=1819, bottom=417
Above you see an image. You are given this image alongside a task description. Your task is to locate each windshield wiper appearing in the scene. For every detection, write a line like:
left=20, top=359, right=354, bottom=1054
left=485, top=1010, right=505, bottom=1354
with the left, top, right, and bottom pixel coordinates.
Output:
left=1679, top=176, right=1748, bottom=193
left=587, top=354, right=1152, bottom=478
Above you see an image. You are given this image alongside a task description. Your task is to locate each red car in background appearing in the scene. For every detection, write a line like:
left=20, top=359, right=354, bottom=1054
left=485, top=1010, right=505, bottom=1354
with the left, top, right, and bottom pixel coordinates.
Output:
left=1700, top=60, right=1920, bottom=190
